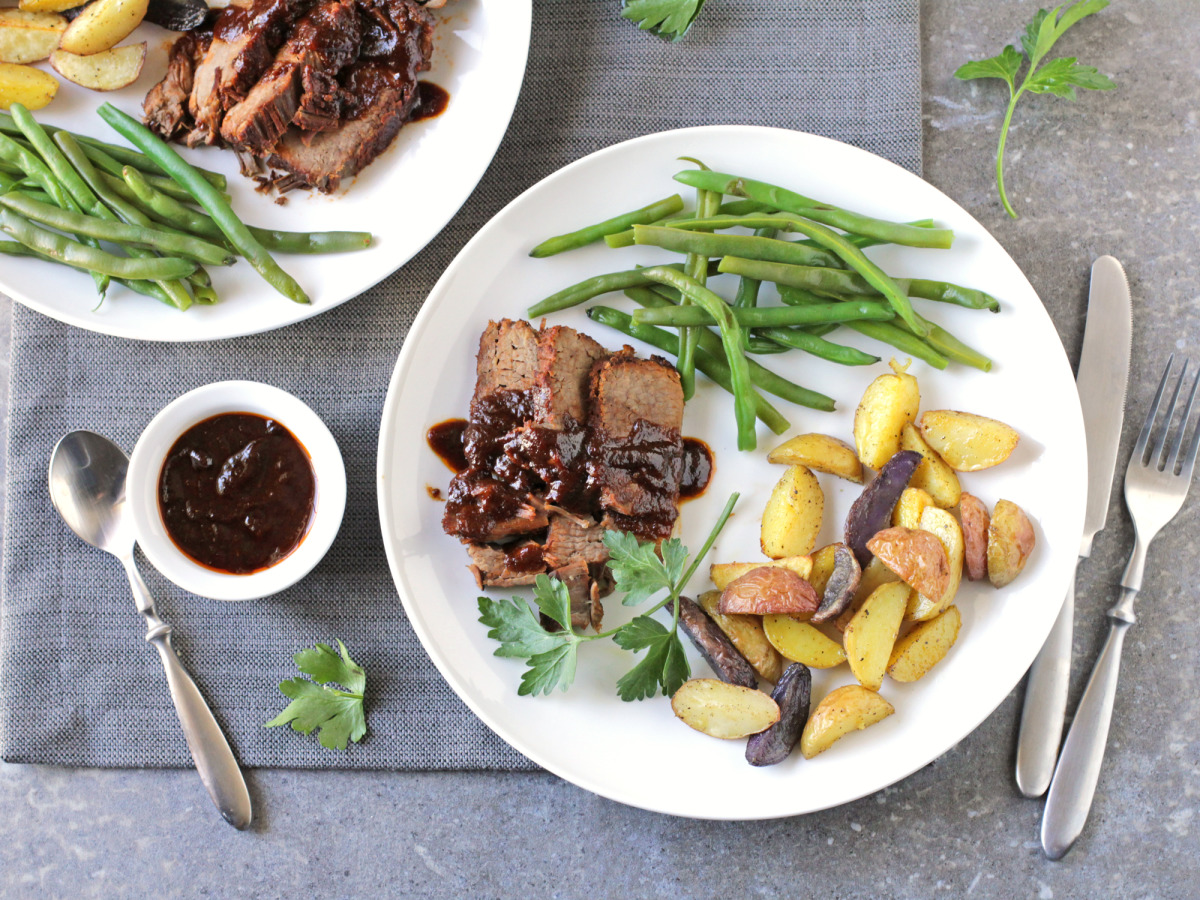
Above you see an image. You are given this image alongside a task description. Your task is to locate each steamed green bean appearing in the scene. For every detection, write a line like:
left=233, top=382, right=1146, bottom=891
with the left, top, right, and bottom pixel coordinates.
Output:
left=530, top=194, right=683, bottom=257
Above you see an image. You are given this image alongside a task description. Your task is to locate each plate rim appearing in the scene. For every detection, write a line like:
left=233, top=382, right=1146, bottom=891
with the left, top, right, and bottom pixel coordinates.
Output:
left=0, top=0, right=533, bottom=343
left=376, top=124, right=1086, bottom=819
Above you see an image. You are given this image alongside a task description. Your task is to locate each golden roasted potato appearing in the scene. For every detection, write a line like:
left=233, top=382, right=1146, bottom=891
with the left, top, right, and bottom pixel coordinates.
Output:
left=0, top=9, right=66, bottom=65
left=835, top=557, right=899, bottom=632
left=760, top=464, right=824, bottom=559
left=19, top=0, right=83, bottom=11
left=887, top=605, right=962, bottom=682
left=987, top=499, right=1035, bottom=587
left=58, top=0, right=147, bottom=55
left=807, top=542, right=841, bottom=596
left=671, top=678, right=780, bottom=739
left=768, top=432, right=863, bottom=483
left=900, top=422, right=961, bottom=508
left=853, top=358, right=920, bottom=469
left=763, top=614, right=848, bottom=668
left=892, top=486, right=934, bottom=529
left=697, top=590, right=784, bottom=684
left=906, top=506, right=965, bottom=621
left=719, top=565, right=819, bottom=617
left=710, top=555, right=812, bottom=591
left=844, top=581, right=909, bottom=690
left=50, top=42, right=144, bottom=91
left=800, top=684, right=894, bottom=759
left=959, top=492, right=990, bottom=582
left=866, top=526, right=950, bottom=600
left=0, top=61, right=56, bottom=110
left=916, top=409, right=1019, bottom=472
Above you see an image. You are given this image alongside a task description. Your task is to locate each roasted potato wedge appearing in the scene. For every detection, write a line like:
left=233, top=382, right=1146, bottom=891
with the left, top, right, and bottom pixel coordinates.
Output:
left=853, top=358, right=920, bottom=469
left=835, top=557, right=899, bottom=632
left=866, top=526, right=950, bottom=600
left=906, top=506, right=965, bottom=621
left=959, top=492, right=990, bottom=582
left=673, top=596, right=758, bottom=688
left=50, top=41, right=144, bottom=91
left=987, top=499, right=1035, bottom=587
left=0, top=61, right=57, bottom=110
left=763, top=614, right=847, bottom=668
left=887, top=605, right=962, bottom=682
left=746, top=663, right=811, bottom=767
left=19, top=0, right=85, bottom=11
left=761, top=464, right=824, bottom=559
left=0, top=9, right=66, bottom=64
left=672, top=678, right=780, bottom=739
left=800, top=684, right=894, bottom=759
left=900, top=422, right=961, bottom=508
left=806, top=543, right=841, bottom=597
left=768, top=432, right=863, bottom=483
left=720, top=566, right=819, bottom=618
left=697, top=590, right=784, bottom=684
left=810, top=543, right=860, bottom=624
left=710, top=555, right=812, bottom=591
left=892, top=486, right=934, bottom=529
left=916, top=409, right=1019, bottom=472
left=58, top=0, right=147, bottom=55
left=843, top=581, right=909, bottom=690
left=844, top=449, right=921, bottom=566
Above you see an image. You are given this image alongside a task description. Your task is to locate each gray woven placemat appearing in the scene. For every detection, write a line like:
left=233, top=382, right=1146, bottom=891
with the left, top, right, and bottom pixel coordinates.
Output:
left=0, top=0, right=921, bottom=769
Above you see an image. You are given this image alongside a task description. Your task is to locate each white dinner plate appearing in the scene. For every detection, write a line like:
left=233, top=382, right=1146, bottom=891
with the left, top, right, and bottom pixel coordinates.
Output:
left=0, top=0, right=531, bottom=341
left=376, top=126, right=1087, bottom=819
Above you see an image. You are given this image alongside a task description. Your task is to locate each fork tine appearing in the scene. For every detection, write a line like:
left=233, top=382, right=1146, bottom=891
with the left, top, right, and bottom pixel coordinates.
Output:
left=1136, top=354, right=1175, bottom=465
left=1150, top=359, right=1188, bottom=468
left=1167, top=361, right=1200, bottom=474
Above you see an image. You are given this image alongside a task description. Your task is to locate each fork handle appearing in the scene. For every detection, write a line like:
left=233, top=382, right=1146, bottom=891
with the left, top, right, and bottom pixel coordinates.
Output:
left=1040, top=595, right=1136, bottom=860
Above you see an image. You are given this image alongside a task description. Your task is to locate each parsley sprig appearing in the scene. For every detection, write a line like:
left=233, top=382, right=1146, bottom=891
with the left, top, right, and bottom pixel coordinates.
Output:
left=955, top=0, right=1115, bottom=218
left=621, top=0, right=708, bottom=43
left=479, top=492, right=738, bottom=701
left=265, top=640, right=367, bottom=750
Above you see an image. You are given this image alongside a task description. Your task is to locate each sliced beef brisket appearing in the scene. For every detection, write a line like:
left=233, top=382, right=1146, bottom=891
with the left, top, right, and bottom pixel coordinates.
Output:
left=143, top=29, right=212, bottom=142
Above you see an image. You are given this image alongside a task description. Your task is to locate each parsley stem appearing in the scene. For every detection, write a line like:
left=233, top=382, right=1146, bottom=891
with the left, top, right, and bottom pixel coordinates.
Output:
left=679, top=491, right=740, bottom=588
left=996, top=84, right=1025, bottom=219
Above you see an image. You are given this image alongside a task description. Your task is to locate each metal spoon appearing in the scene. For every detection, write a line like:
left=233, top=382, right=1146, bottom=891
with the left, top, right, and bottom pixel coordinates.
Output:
left=48, top=430, right=252, bottom=830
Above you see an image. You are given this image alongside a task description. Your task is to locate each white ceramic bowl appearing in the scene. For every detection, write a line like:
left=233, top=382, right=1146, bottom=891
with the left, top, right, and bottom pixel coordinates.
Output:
left=128, top=381, right=346, bottom=601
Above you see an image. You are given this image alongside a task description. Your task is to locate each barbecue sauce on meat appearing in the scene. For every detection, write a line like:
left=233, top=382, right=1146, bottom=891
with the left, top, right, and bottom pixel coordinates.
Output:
left=680, top=438, right=713, bottom=501
left=159, top=413, right=316, bottom=574
left=411, top=82, right=449, bottom=121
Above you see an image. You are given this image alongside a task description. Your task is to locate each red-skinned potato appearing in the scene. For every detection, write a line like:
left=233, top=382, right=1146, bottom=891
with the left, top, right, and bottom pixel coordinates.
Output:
left=959, top=492, right=990, bottom=582
left=866, top=526, right=951, bottom=600
left=719, top=566, right=820, bottom=618
left=987, top=499, right=1035, bottom=587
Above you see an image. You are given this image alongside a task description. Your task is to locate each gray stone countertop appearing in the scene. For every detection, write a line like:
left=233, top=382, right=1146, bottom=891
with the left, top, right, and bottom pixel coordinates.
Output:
left=2, top=2, right=1198, bottom=897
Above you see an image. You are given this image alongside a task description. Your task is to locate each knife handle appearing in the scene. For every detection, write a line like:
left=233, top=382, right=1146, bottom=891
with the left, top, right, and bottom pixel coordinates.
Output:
left=1015, top=569, right=1075, bottom=797
left=1040, top=601, right=1134, bottom=860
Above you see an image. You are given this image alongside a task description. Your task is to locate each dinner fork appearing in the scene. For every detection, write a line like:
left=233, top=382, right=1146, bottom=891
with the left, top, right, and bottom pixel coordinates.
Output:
left=1041, top=355, right=1200, bottom=860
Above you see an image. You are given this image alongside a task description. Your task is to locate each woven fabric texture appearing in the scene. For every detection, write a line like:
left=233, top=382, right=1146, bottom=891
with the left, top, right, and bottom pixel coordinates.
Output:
left=0, top=0, right=921, bottom=769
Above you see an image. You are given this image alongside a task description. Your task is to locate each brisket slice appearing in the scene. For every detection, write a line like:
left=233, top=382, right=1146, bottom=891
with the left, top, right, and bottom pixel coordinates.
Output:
left=551, top=561, right=602, bottom=632
left=188, top=0, right=307, bottom=147
left=543, top=513, right=609, bottom=570
left=144, top=29, right=212, bottom=142
left=466, top=541, right=544, bottom=589
left=533, top=325, right=607, bottom=431
left=587, top=351, right=685, bottom=537
left=220, top=0, right=361, bottom=153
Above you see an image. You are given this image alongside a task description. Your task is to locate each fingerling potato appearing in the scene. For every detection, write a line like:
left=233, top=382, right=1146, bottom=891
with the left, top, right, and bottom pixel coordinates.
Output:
left=834, top=557, right=899, bottom=632
left=696, top=591, right=784, bottom=684
left=19, top=0, right=85, bottom=11
left=673, top=596, right=758, bottom=688
left=761, top=464, right=823, bottom=559
left=810, top=543, right=860, bottom=624
left=844, top=449, right=921, bottom=567
left=887, top=605, right=962, bottom=682
left=853, top=358, right=920, bottom=469
left=843, top=581, right=909, bottom=690
left=58, top=0, right=147, bottom=55
left=959, top=492, right=990, bottom=582
left=987, top=499, right=1035, bottom=587
left=0, top=62, right=57, bottom=110
left=900, top=422, right=962, bottom=507
left=892, top=486, right=934, bottom=529
left=916, top=409, right=1019, bottom=471
left=710, top=555, right=812, bottom=591
left=763, top=614, right=848, bottom=668
left=768, top=432, right=863, bottom=483
left=50, top=41, right=145, bottom=91
left=0, top=9, right=67, bottom=64
left=866, top=526, right=950, bottom=600
left=672, top=679, right=780, bottom=739
left=800, top=684, right=894, bottom=759
left=906, top=506, right=964, bottom=621
left=719, top=566, right=819, bottom=617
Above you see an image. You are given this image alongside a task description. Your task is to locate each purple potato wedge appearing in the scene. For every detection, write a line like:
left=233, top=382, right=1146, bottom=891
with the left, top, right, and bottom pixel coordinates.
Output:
left=810, top=544, right=862, bottom=624
left=844, top=449, right=922, bottom=567
left=745, top=662, right=812, bottom=766
left=671, top=596, right=757, bottom=689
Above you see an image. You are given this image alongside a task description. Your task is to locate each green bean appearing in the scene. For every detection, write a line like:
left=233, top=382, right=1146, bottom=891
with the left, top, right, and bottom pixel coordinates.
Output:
left=0, top=210, right=197, bottom=280
left=633, top=223, right=841, bottom=269
left=527, top=259, right=719, bottom=318
left=769, top=263, right=999, bottom=314
left=793, top=218, right=936, bottom=253
left=673, top=169, right=954, bottom=249
left=0, top=171, right=16, bottom=193
left=602, top=200, right=776, bottom=248
left=81, top=141, right=226, bottom=205
left=585, top=305, right=791, bottom=434
left=632, top=282, right=836, bottom=415
left=745, top=333, right=791, bottom=354
left=99, top=103, right=309, bottom=304
left=718, top=199, right=775, bottom=216
left=906, top=278, right=1000, bottom=312
left=0, top=239, right=184, bottom=306
left=188, top=269, right=219, bottom=304
left=638, top=285, right=878, bottom=367
left=632, top=300, right=894, bottom=328
left=677, top=165, right=724, bottom=402
left=120, top=167, right=371, bottom=254
left=0, top=192, right=234, bottom=266
left=905, top=317, right=992, bottom=371
left=719, top=256, right=875, bottom=296
left=734, top=228, right=776, bottom=307
left=530, top=194, right=683, bottom=257
left=845, top=321, right=948, bottom=369
left=0, top=112, right=228, bottom=190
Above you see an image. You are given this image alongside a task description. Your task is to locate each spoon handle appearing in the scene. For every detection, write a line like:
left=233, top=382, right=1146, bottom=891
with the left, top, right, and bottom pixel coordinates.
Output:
left=123, top=558, right=253, bottom=830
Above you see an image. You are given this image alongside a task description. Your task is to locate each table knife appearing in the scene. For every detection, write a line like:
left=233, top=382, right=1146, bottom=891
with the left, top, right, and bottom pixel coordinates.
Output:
left=1014, top=255, right=1132, bottom=797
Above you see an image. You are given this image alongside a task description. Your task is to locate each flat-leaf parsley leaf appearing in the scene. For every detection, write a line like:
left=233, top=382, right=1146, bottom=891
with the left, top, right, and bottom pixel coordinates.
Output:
left=265, top=640, right=367, bottom=750
left=621, top=0, right=708, bottom=42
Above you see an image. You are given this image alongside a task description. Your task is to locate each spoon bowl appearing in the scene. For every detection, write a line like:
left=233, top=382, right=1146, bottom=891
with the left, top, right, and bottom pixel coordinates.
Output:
left=48, top=430, right=136, bottom=555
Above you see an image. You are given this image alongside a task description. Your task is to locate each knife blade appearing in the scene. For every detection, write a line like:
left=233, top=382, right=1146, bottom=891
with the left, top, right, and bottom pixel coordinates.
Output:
left=1015, top=255, right=1132, bottom=798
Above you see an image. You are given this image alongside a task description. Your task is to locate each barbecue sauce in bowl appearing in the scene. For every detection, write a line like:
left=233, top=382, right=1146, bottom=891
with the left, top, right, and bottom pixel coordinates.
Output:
left=159, top=413, right=316, bottom=574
